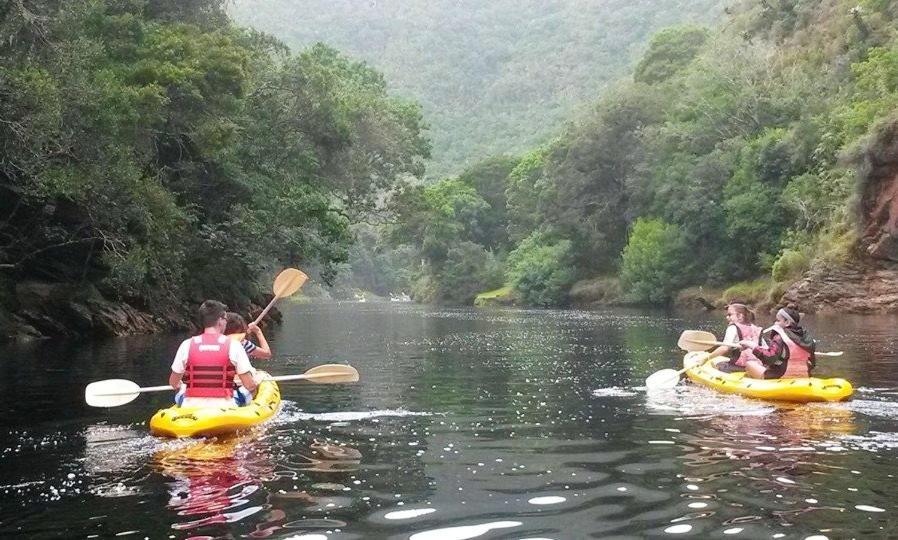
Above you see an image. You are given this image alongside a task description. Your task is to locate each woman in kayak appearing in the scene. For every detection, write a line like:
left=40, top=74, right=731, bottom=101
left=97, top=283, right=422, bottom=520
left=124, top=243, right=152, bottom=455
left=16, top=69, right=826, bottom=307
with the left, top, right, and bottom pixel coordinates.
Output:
left=224, top=312, right=272, bottom=360
left=224, top=312, right=271, bottom=406
left=739, top=305, right=816, bottom=379
left=710, top=302, right=762, bottom=373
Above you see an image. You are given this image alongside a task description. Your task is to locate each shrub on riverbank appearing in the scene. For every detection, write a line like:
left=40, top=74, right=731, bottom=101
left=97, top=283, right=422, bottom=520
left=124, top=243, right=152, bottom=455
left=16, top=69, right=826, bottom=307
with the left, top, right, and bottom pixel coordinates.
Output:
left=620, top=219, right=690, bottom=304
left=505, top=232, right=575, bottom=306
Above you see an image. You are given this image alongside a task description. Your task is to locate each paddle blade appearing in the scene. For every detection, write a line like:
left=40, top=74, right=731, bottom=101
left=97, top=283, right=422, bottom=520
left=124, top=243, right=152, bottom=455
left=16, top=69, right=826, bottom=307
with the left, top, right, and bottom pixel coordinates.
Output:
left=85, top=379, right=142, bottom=408
left=302, top=364, right=359, bottom=383
left=272, top=268, right=308, bottom=299
left=270, top=364, right=359, bottom=384
left=677, top=330, right=719, bottom=352
left=645, top=369, right=681, bottom=390
left=816, top=351, right=843, bottom=357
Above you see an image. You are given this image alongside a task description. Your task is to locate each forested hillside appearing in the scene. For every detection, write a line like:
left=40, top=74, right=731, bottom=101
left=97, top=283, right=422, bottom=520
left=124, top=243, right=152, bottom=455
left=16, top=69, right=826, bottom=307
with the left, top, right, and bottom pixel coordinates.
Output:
left=380, top=0, right=898, bottom=313
left=0, top=0, right=427, bottom=338
left=229, top=0, right=727, bottom=177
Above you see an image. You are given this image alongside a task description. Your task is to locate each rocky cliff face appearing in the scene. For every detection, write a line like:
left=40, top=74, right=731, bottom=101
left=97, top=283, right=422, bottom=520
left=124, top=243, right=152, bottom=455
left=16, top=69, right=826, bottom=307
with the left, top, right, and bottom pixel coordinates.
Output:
left=1, top=281, right=192, bottom=342
left=0, top=279, right=283, bottom=343
left=783, top=123, right=898, bottom=314
left=782, top=259, right=898, bottom=313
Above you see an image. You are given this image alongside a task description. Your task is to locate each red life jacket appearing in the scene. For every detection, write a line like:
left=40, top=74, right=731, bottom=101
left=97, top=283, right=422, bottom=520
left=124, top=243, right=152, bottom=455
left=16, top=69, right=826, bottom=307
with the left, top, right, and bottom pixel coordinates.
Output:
left=732, top=322, right=762, bottom=367
left=184, top=333, right=235, bottom=398
left=767, top=325, right=811, bottom=378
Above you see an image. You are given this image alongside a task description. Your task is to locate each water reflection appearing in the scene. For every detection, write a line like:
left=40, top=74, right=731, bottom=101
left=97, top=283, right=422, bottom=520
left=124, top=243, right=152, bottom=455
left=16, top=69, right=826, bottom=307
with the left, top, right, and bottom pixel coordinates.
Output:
left=153, top=433, right=365, bottom=536
left=154, top=434, right=275, bottom=532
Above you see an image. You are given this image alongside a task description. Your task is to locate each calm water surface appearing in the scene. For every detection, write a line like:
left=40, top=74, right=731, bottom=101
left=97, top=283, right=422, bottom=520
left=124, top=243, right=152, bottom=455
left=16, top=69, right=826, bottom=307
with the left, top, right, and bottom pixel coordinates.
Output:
left=1, top=303, right=898, bottom=539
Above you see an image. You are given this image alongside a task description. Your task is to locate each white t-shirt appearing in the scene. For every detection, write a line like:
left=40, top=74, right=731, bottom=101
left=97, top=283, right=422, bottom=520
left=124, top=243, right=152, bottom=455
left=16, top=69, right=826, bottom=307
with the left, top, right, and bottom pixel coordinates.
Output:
left=170, top=334, right=253, bottom=375
left=722, top=325, right=740, bottom=345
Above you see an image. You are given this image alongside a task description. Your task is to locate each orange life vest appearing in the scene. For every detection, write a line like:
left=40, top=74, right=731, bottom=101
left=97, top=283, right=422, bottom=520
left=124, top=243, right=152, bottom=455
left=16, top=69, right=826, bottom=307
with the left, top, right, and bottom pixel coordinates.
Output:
left=184, top=333, right=235, bottom=398
left=767, top=325, right=811, bottom=378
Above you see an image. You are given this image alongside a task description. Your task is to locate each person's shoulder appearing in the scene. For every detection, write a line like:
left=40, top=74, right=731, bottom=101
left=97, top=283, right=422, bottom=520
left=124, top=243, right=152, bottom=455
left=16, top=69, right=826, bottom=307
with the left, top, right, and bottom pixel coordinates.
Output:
left=229, top=338, right=250, bottom=354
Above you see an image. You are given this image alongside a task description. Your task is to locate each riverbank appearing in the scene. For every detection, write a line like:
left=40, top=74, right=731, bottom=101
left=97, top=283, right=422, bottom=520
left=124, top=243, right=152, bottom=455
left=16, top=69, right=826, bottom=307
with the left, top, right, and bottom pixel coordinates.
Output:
left=0, top=280, right=287, bottom=343
left=567, top=256, right=898, bottom=315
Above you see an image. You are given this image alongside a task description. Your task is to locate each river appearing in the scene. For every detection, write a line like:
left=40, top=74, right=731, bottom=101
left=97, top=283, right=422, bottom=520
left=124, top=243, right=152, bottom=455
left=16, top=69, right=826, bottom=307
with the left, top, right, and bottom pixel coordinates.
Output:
left=1, top=303, right=897, bottom=539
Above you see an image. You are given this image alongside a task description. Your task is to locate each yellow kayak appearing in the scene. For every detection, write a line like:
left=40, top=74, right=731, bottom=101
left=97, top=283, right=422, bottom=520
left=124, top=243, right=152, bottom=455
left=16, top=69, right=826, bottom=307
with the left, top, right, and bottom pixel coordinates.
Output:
left=683, top=352, right=853, bottom=402
left=149, top=378, right=281, bottom=438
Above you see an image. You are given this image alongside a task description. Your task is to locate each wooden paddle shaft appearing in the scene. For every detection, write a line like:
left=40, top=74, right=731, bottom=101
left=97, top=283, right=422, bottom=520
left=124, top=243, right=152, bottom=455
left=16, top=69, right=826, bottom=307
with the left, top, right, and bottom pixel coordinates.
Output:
left=269, top=372, right=352, bottom=382
left=252, top=297, right=278, bottom=326
left=691, top=337, right=843, bottom=357
left=689, top=338, right=735, bottom=348
left=95, top=384, right=174, bottom=397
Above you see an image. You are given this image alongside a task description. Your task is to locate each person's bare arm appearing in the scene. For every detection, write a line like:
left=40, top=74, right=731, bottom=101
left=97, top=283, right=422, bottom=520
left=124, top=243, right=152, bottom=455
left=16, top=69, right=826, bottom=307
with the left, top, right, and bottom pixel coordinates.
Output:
left=247, top=323, right=272, bottom=359
left=169, top=372, right=183, bottom=390
left=237, top=371, right=257, bottom=392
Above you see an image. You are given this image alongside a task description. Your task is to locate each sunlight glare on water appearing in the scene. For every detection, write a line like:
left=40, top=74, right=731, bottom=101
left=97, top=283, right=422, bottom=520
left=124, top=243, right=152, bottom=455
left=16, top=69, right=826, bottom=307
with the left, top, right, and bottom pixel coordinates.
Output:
left=0, top=303, right=896, bottom=537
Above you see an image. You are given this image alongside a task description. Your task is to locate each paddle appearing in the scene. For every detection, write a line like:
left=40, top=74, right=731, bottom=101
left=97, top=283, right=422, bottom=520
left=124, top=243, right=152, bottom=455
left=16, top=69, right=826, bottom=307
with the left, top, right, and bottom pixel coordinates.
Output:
left=678, top=330, right=844, bottom=356
left=645, top=356, right=730, bottom=391
left=85, top=364, right=359, bottom=408
left=252, top=268, right=309, bottom=326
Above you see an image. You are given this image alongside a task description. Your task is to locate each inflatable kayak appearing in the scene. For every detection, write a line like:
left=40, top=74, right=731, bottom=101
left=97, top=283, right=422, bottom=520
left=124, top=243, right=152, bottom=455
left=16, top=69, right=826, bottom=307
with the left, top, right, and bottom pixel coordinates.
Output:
left=149, top=377, right=281, bottom=438
left=682, top=352, right=853, bottom=402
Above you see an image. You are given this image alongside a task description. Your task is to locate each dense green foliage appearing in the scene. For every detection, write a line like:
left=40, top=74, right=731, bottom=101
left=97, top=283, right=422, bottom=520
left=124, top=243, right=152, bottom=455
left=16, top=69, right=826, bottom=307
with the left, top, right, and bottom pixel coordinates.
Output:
left=7, top=0, right=898, bottom=313
left=230, top=0, right=727, bottom=177
left=381, top=0, right=898, bottom=307
left=505, top=231, right=574, bottom=306
left=0, top=1, right=427, bottom=315
left=620, top=219, right=688, bottom=304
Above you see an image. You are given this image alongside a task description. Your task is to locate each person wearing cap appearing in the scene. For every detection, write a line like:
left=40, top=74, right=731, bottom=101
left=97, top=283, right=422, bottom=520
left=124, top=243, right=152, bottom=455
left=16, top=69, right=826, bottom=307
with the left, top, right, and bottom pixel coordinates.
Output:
left=738, top=305, right=816, bottom=379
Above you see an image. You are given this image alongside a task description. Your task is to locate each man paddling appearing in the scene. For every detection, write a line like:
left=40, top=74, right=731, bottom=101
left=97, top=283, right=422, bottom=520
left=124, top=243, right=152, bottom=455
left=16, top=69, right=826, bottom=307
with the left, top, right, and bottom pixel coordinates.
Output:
left=169, top=300, right=259, bottom=407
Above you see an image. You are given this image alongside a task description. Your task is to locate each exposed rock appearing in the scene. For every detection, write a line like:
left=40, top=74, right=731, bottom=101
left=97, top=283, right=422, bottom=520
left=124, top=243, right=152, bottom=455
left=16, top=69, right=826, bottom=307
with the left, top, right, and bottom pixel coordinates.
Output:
left=87, top=299, right=165, bottom=337
left=568, top=277, right=623, bottom=307
left=0, top=278, right=283, bottom=343
left=17, top=309, right=76, bottom=337
left=781, top=259, right=898, bottom=313
left=65, top=301, right=95, bottom=332
left=15, top=281, right=79, bottom=311
left=0, top=280, right=187, bottom=342
left=859, top=121, right=898, bottom=262
left=783, top=121, right=898, bottom=313
left=675, top=286, right=725, bottom=311
left=1, top=313, right=43, bottom=342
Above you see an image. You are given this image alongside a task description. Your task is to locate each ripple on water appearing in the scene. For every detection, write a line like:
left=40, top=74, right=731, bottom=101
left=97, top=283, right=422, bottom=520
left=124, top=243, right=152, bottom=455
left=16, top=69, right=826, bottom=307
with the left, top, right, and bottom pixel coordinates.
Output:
left=383, top=508, right=437, bottom=520
left=527, top=496, right=566, bottom=505
left=844, top=399, right=898, bottom=420
left=644, top=386, right=775, bottom=417
left=278, top=407, right=432, bottom=423
left=409, top=521, right=522, bottom=540
left=836, top=430, right=898, bottom=452
left=592, top=387, right=638, bottom=397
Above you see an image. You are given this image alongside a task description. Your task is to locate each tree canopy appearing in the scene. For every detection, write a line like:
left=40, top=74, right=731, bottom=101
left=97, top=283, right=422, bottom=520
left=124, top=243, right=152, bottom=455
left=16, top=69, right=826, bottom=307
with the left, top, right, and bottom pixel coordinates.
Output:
left=0, top=0, right=427, bottom=318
